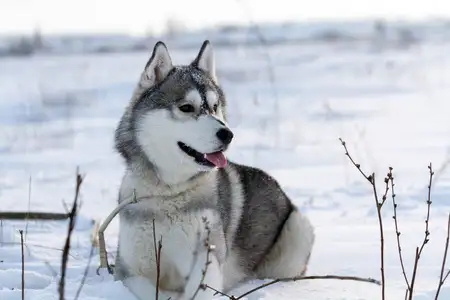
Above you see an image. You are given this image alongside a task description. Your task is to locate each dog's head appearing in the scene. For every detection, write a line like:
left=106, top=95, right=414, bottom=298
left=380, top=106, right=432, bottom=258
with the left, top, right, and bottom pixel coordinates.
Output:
left=115, top=40, right=233, bottom=185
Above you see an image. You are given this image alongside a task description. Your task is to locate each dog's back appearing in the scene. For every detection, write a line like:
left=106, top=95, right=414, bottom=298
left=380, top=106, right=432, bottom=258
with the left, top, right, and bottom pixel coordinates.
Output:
left=216, top=162, right=315, bottom=291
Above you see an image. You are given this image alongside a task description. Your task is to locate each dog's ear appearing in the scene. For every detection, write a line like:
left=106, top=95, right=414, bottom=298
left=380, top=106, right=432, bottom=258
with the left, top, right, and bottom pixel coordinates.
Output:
left=191, top=40, right=217, bottom=83
left=141, top=41, right=173, bottom=88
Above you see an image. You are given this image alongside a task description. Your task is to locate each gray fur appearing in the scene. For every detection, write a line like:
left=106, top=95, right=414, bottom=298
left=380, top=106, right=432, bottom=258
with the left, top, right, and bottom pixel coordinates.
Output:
left=115, top=65, right=227, bottom=168
left=228, top=163, right=293, bottom=274
left=216, top=168, right=232, bottom=233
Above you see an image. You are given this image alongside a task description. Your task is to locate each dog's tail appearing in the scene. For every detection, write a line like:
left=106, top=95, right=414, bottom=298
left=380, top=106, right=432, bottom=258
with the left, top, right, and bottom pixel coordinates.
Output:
left=255, top=207, right=315, bottom=279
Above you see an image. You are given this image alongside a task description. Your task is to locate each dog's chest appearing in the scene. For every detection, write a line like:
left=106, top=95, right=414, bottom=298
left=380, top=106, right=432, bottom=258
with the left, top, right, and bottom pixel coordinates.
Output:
left=118, top=190, right=226, bottom=290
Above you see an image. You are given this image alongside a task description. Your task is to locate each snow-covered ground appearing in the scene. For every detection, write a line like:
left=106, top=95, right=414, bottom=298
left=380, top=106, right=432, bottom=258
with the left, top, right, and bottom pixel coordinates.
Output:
left=1, top=23, right=450, bottom=299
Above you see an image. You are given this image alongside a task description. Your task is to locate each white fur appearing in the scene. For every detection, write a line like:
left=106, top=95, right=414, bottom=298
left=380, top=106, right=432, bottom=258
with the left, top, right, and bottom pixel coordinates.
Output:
left=256, top=209, right=315, bottom=279
left=143, top=43, right=173, bottom=88
left=196, top=42, right=217, bottom=83
left=131, top=43, right=173, bottom=102
left=205, top=90, right=228, bottom=126
left=118, top=171, right=226, bottom=300
left=220, top=166, right=247, bottom=291
left=222, top=253, right=247, bottom=293
left=136, top=109, right=228, bottom=185
left=123, top=276, right=178, bottom=300
left=184, top=89, right=203, bottom=109
left=205, top=90, right=218, bottom=109
left=222, top=166, right=244, bottom=247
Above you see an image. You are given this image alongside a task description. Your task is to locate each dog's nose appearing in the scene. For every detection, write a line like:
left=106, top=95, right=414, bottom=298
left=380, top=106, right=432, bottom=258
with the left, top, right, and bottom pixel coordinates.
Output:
left=216, top=128, right=234, bottom=145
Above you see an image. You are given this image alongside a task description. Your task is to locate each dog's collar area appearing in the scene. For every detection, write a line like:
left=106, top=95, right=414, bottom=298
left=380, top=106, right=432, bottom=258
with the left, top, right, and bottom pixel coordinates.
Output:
left=177, top=141, right=217, bottom=168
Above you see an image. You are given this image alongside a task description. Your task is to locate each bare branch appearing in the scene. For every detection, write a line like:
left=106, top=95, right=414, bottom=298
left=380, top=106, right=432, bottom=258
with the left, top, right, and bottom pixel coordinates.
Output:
left=409, top=163, right=434, bottom=300
left=19, top=230, right=25, bottom=300
left=73, top=241, right=96, bottom=300
left=381, top=170, right=390, bottom=206
left=409, top=247, right=420, bottom=300
left=190, top=218, right=213, bottom=300
left=443, top=270, right=450, bottom=285
left=339, top=138, right=386, bottom=300
left=390, top=167, right=411, bottom=289
left=1, top=242, right=79, bottom=259
left=373, top=173, right=386, bottom=300
left=418, top=163, right=433, bottom=257
left=0, top=212, right=70, bottom=220
left=235, top=275, right=381, bottom=300
left=58, top=169, right=83, bottom=300
left=97, top=190, right=139, bottom=273
left=339, top=138, right=372, bottom=183
left=435, top=213, right=450, bottom=300
left=152, top=219, right=162, bottom=300
left=202, top=284, right=235, bottom=299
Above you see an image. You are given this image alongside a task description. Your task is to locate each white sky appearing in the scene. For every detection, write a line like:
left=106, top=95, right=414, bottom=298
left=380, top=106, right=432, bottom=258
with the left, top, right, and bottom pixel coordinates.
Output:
left=1, top=0, right=450, bottom=35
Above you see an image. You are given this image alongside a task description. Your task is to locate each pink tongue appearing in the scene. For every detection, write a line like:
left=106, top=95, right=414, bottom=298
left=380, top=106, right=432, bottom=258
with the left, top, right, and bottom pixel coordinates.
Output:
left=204, top=151, right=227, bottom=168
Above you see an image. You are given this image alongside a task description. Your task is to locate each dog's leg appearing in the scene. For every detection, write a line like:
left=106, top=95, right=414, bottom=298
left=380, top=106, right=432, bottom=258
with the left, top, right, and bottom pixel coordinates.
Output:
left=255, top=208, right=315, bottom=279
left=123, top=276, right=179, bottom=300
left=222, top=253, right=247, bottom=293
left=181, top=250, right=223, bottom=300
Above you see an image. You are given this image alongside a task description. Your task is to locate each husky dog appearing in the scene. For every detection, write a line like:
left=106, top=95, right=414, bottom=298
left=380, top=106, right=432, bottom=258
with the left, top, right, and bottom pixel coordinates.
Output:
left=113, top=40, right=315, bottom=300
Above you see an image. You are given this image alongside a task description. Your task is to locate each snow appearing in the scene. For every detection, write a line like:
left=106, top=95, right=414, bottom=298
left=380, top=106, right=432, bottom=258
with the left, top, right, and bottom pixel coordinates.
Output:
left=1, top=20, right=450, bottom=299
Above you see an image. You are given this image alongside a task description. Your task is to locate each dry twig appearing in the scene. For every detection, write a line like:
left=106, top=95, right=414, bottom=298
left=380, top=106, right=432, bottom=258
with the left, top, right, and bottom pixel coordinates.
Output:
left=74, top=241, right=96, bottom=300
left=408, top=163, right=434, bottom=300
left=202, top=284, right=234, bottom=299
left=339, top=139, right=450, bottom=300
left=389, top=167, right=411, bottom=292
left=1, top=242, right=79, bottom=259
left=97, top=191, right=139, bottom=273
left=419, top=164, right=434, bottom=258
left=0, top=212, right=70, bottom=220
left=152, top=219, right=163, bottom=300
left=58, top=170, right=83, bottom=300
left=19, top=230, right=25, bottom=300
left=190, top=218, right=213, bottom=300
left=339, top=137, right=386, bottom=300
left=234, top=275, right=381, bottom=300
left=435, top=214, right=450, bottom=300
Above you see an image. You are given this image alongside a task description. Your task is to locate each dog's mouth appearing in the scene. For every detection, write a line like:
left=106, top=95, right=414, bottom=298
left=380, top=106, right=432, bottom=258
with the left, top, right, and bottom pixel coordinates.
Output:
left=177, top=142, right=227, bottom=168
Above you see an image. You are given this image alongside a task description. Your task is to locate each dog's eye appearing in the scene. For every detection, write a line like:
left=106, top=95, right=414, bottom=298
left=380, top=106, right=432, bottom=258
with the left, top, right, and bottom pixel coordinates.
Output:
left=179, top=104, right=195, bottom=113
left=213, top=104, right=218, bottom=112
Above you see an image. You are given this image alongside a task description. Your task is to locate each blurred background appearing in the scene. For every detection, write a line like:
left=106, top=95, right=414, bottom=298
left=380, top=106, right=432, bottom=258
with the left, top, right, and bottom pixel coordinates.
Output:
left=1, top=1, right=450, bottom=299
left=3, top=0, right=450, bottom=54
left=2, top=0, right=450, bottom=209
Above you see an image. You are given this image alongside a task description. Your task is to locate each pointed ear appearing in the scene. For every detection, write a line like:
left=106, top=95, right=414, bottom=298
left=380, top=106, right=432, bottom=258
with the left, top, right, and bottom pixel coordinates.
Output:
left=191, top=40, right=217, bottom=83
left=141, top=41, right=173, bottom=88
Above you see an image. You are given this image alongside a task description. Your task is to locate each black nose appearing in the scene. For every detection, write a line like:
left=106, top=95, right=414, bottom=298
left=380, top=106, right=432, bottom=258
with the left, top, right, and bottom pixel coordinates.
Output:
left=216, top=128, right=234, bottom=145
